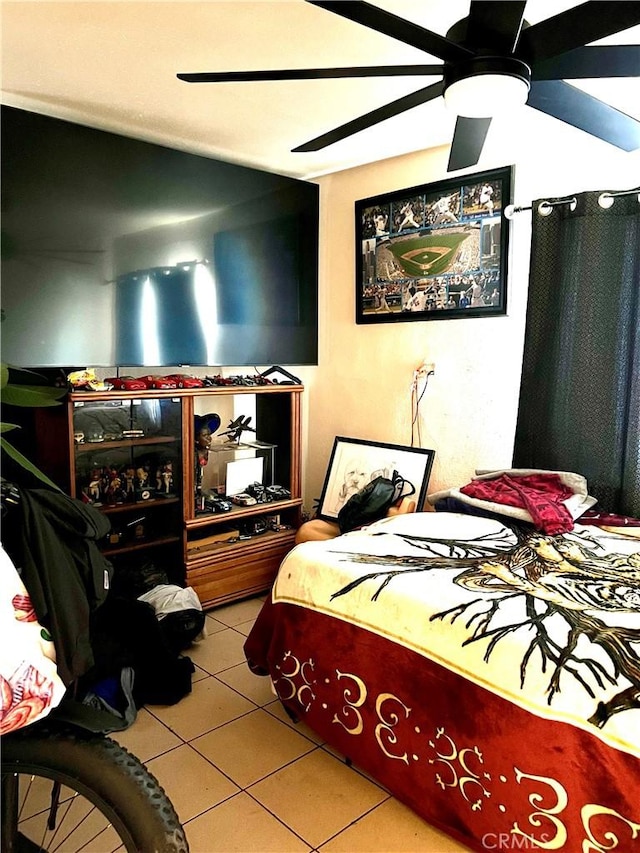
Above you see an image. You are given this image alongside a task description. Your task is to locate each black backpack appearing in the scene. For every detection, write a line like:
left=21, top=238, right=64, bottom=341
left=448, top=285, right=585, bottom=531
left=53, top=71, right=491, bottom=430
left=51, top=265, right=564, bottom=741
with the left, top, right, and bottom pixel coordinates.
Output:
left=337, top=470, right=415, bottom=534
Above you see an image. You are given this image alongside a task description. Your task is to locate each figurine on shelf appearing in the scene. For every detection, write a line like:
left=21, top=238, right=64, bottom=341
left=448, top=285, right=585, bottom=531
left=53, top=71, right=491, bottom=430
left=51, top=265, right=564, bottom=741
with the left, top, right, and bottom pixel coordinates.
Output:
left=156, top=461, right=174, bottom=495
left=194, top=413, right=221, bottom=497
left=102, top=466, right=119, bottom=498
left=195, top=423, right=213, bottom=467
left=136, top=465, right=149, bottom=490
left=87, top=468, right=102, bottom=504
left=105, top=471, right=124, bottom=505
left=136, top=464, right=152, bottom=500
left=122, top=466, right=137, bottom=501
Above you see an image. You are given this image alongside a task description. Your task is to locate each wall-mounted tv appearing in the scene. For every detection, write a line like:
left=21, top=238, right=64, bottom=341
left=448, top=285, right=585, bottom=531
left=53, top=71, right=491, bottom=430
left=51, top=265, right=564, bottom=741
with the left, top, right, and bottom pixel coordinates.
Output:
left=1, top=106, right=319, bottom=368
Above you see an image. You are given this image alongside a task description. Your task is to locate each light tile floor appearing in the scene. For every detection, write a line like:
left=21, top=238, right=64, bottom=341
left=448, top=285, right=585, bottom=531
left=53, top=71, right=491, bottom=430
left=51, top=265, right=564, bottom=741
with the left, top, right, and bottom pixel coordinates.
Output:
left=113, top=596, right=471, bottom=853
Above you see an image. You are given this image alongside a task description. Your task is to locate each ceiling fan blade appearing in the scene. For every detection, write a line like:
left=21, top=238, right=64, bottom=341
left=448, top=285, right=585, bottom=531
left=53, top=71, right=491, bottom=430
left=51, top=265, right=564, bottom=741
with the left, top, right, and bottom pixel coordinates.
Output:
left=519, top=2, right=640, bottom=64
left=466, top=1, right=526, bottom=52
left=292, top=81, right=444, bottom=152
left=528, top=80, right=640, bottom=151
left=447, top=116, right=492, bottom=172
left=177, top=65, right=443, bottom=83
left=532, top=45, right=640, bottom=80
left=306, top=0, right=472, bottom=63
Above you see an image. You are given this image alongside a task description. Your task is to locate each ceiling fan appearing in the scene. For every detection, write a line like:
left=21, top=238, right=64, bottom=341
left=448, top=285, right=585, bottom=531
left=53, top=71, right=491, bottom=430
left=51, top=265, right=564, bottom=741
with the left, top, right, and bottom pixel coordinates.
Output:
left=178, top=0, right=640, bottom=172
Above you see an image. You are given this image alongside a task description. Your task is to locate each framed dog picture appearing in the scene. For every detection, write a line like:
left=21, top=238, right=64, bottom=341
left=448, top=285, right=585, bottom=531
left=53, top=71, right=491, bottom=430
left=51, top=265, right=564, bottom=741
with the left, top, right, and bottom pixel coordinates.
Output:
left=317, top=437, right=435, bottom=521
left=355, top=165, right=513, bottom=324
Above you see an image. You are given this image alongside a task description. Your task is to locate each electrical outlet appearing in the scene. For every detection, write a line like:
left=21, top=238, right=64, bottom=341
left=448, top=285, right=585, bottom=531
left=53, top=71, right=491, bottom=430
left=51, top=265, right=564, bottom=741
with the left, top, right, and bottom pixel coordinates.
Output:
left=416, top=360, right=435, bottom=377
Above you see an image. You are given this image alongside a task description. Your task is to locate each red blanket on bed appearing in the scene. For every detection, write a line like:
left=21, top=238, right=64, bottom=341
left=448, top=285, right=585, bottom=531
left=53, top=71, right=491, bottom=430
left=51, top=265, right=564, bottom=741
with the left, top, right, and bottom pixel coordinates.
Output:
left=461, top=473, right=574, bottom=534
left=246, top=600, right=640, bottom=853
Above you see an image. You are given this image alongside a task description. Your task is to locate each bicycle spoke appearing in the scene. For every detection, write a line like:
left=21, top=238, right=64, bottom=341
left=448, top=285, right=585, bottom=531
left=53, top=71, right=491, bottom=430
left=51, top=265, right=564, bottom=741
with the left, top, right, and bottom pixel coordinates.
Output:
left=75, top=821, right=117, bottom=852
left=36, top=786, right=74, bottom=851
left=47, top=793, right=87, bottom=852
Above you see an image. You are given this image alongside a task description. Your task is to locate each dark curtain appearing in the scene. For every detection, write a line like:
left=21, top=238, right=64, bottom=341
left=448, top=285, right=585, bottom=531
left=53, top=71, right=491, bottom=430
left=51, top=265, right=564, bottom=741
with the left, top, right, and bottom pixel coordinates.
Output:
left=513, top=190, right=640, bottom=516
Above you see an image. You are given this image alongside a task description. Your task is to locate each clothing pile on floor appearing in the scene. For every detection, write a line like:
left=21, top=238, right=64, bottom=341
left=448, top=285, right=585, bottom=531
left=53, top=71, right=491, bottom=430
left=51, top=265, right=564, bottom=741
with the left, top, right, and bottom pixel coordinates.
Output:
left=1, top=486, right=205, bottom=732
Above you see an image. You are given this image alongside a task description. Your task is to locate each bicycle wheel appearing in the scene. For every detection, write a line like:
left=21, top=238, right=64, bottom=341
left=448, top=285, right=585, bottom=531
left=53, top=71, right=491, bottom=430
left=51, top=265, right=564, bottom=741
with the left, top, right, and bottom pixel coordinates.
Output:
left=1, top=721, right=189, bottom=853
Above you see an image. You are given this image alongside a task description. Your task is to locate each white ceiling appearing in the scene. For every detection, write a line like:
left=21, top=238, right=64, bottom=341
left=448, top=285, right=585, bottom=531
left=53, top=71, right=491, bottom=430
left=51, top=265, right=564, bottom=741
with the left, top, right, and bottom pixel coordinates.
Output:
left=2, top=0, right=639, bottom=180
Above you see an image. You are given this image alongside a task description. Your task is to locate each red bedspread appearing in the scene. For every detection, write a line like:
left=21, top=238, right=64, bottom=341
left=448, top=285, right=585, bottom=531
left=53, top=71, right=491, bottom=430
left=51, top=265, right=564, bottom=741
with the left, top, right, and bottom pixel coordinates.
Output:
left=245, top=512, right=640, bottom=852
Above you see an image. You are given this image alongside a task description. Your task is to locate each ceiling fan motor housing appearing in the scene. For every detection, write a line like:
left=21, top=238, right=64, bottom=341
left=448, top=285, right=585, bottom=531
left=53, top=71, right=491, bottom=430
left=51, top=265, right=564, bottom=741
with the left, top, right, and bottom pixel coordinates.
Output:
left=444, top=56, right=531, bottom=90
left=443, top=55, right=532, bottom=118
left=443, top=55, right=532, bottom=104
left=443, top=11, right=532, bottom=118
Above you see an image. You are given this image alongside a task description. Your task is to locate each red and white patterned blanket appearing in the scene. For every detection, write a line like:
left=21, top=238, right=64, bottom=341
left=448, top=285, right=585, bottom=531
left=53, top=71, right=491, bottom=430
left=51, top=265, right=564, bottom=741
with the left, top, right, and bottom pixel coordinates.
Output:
left=245, top=512, right=640, bottom=851
left=1, top=546, right=66, bottom=734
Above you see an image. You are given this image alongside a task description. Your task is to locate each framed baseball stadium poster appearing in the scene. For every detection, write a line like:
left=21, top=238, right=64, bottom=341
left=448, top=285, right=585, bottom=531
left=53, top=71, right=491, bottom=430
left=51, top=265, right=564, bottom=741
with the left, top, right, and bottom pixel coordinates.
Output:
left=355, top=165, right=513, bottom=324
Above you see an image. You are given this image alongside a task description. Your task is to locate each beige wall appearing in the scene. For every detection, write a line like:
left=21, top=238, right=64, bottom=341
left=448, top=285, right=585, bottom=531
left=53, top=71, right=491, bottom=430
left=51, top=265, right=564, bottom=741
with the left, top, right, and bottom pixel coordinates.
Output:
left=297, top=118, right=637, bottom=514
left=96, top=115, right=636, bottom=515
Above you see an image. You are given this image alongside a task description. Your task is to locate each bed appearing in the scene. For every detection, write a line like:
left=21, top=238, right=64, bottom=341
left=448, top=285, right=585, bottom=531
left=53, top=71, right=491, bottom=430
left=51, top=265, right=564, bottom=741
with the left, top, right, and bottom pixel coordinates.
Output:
left=244, top=510, right=640, bottom=852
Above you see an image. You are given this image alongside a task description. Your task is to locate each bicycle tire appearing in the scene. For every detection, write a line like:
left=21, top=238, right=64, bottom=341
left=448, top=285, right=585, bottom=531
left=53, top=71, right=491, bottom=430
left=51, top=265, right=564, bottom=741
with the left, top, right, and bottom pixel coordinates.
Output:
left=1, top=721, right=189, bottom=853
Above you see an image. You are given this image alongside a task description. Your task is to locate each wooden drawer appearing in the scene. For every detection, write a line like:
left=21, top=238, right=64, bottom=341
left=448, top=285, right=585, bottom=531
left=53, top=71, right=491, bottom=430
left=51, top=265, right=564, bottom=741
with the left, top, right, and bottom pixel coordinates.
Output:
left=187, top=532, right=296, bottom=609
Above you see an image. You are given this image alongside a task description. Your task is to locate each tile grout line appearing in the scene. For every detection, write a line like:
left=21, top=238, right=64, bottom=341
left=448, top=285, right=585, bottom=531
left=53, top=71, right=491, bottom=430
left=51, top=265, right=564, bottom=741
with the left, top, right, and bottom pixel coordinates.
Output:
left=144, top=601, right=380, bottom=848
left=242, top=787, right=316, bottom=851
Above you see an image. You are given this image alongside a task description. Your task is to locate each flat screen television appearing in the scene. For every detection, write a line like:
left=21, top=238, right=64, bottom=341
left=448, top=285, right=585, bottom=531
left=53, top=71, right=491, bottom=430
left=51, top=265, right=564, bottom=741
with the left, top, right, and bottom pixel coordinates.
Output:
left=1, top=105, right=319, bottom=368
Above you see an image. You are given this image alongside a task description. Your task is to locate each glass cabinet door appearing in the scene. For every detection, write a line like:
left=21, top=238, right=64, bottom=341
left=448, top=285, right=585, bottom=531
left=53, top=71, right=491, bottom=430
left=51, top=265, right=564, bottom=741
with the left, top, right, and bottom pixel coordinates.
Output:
left=72, top=397, right=182, bottom=508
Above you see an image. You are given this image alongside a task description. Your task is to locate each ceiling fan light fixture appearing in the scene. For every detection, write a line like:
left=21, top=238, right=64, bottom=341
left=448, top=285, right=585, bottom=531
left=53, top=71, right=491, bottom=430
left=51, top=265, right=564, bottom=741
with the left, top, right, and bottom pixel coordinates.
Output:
left=444, top=73, right=529, bottom=118
left=443, top=57, right=531, bottom=119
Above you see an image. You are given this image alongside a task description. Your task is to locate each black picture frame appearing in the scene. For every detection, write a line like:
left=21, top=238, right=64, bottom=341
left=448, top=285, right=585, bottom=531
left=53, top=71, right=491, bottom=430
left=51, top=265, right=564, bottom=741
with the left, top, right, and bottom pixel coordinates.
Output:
left=317, top=436, right=435, bottom=521
left=355, top=165, right=513, bottom=324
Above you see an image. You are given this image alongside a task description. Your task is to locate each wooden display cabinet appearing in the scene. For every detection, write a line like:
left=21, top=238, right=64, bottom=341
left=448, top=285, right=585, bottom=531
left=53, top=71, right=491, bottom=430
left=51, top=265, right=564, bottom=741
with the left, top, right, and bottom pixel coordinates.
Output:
left=34, top=384, right=303, bottom=608
left=183, top=385, right=302, bottom=607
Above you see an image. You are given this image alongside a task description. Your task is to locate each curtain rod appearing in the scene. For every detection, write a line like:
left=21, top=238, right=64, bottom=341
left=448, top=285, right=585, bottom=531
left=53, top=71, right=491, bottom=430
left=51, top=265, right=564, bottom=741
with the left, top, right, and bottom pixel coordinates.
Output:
left=504, top=186, right=640, bottom=219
